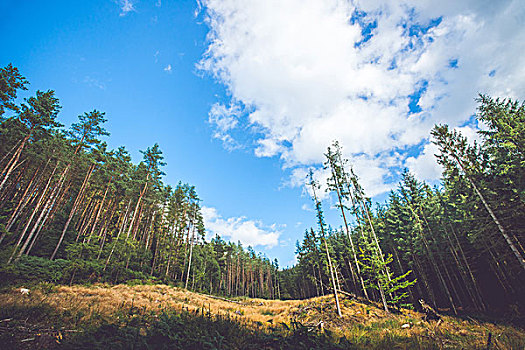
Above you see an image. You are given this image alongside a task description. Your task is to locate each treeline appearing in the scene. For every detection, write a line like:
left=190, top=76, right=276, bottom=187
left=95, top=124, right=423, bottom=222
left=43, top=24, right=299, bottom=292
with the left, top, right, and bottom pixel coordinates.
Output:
left=0, top=64, right=277, bottom=299
left=279, top=96, right=524, bottom=315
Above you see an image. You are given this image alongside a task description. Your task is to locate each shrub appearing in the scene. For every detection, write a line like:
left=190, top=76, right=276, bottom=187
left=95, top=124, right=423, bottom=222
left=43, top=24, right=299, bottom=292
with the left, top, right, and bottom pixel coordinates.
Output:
left=0, top=255, right=70, bottom=286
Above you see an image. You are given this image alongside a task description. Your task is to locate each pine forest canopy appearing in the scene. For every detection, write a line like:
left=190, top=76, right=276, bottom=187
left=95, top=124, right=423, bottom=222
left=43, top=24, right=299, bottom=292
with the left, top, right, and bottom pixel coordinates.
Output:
left=281, top=96, right=524, bottom=316
left=0, top=64, right=524, bottom=317
left=0, top=64, right=280, bottom=299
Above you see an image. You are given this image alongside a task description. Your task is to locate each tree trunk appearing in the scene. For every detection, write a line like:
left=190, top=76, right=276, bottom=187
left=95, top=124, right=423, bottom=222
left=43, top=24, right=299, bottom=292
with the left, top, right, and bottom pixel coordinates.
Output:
left=104, top=198, right=132, bottom=271
left=16, top=166, right=64, bottom=261
left=127, top=179, right=149, bottom=239
left=0, top=130, right=31, bottom=193
left=97, top=199, right=117, bottom=260
left=7, top=161, right=59, bottom=263
left=328, top=159, right=368, bottom=299
left=0, top=165, right=42, bottom=244
left=407, top=202, right=457, bottom=314
left=377, top=279, right=389, bottom=312
left=87, top=184, right=109, bottom=243
left=453, top=154, right=525, bottom=272
left=323, top=236, right=342, bottom=317
left=50, top=163, right=94, bottom=260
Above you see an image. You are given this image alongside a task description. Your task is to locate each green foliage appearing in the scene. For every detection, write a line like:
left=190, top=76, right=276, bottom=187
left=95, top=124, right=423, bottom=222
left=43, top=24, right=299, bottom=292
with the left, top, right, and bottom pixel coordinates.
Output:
left=1, top=65, right=523, bottom=321
left=0, top=65, right=280, bottom=302
left=0, top=63, right=28, bottom=115
left=63, top=308, right=356, bottom=350
left=281, top=96, right=525, bottom=315
left=0, top=255, right=69, bottom=285
left=359, top=250, right=416, bottom=308
left=69, top=110, right=109, bottom=151
left=0, top=251, right=153, bottom=287
left=18, top=89, right=62, bottom=132
left=358, top=250, right=416, bottom=309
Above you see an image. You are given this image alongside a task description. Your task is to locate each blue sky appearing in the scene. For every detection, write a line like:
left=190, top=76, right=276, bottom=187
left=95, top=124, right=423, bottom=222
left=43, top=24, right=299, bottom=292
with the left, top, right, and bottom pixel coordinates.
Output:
left=2, top=0, right=523, bottom=267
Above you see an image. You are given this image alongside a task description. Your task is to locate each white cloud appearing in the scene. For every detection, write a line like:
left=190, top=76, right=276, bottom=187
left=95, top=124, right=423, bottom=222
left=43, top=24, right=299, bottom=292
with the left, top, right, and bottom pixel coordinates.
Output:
left=301, top=203, right=312, bottom=212
left=83, top=76, right=106, bottom=90
left=406, top=123, right=484, bottom=182
left=208, top=103, right=242, bottom=150
left=164, top=64, right=172, bottom=73
left=201, top=206, right=281, bottom=248
left=285, top=256, right=298, bottom=268
left=455, top=125, right=483, bottom=145
left=255, top=138, right=285, bottom=158
left=199, top=0, right=525, bottom=195
left=119, top=0, right=135, bottom=17
left=406, top=142, right=442, bottom=182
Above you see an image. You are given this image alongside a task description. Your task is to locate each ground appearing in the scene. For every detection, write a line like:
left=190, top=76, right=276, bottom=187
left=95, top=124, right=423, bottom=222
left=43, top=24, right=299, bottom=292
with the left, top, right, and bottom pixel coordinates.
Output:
left=0, top=283, right=524, bottom=349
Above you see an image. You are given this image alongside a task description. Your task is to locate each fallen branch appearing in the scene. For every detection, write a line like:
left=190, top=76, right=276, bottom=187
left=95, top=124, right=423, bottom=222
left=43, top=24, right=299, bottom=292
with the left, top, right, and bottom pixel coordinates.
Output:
left=419, top=299, right=441, bottom=321
left=201, top=294, right=244, bottom=305
left=337, top=289, right=356, bottom=299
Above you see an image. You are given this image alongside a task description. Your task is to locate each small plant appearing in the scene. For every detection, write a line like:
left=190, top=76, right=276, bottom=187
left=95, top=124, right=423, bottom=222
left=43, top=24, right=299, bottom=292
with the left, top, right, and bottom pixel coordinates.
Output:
left=37, top=281, right=56, bottom=294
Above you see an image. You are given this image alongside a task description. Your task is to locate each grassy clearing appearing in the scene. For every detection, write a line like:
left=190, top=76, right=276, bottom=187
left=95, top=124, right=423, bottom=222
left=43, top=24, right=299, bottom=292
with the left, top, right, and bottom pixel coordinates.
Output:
left=0, top=283, right=523, bottom=349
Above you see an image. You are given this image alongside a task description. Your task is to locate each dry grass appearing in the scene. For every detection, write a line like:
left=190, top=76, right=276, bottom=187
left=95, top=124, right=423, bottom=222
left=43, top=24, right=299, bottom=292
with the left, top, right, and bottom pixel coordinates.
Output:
left=1, top=284, right=524, bottom=349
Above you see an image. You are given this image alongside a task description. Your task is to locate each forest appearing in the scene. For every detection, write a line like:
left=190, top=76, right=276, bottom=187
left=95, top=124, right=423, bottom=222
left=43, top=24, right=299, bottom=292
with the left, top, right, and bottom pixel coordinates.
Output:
left=1, top=63, right=524, bottom=319
left=279, top=97, right=525, bottom=318
left=0, top=64, right=279, bottom=299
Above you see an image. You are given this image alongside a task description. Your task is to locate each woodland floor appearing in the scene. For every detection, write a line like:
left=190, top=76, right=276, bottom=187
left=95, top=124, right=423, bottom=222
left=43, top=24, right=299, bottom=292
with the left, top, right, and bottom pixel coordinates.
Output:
left=0, top=283, right=524, bottom=349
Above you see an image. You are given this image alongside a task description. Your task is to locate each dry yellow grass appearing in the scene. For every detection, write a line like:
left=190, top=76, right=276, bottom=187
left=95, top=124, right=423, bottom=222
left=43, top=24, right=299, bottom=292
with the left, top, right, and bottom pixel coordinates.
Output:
left=0, top=284, right=388, bottom=327
left=1, top=283, right=524, bottom=349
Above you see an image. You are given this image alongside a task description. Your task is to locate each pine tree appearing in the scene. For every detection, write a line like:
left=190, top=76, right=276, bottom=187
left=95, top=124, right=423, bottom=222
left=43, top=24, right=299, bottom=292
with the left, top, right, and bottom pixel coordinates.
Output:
left=0, top=90, right=61, bottom=193
left=0, top=63, right=28, bottom=116
left=324, top=141, right=368, bottom=298
left=50, top=110, right=109, bottom=259
left=308, top=169, right=342, bottom=317
left=432, top=125, right=525, bottom=272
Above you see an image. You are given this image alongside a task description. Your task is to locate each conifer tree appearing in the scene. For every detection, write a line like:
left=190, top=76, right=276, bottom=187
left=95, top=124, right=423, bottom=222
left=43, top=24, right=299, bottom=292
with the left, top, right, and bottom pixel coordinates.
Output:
left=50, top=110, right=109, bottom=259
left=324, top=141, right=368, bottom=298
left=0, top=63, right=28, bottom=115
left=0, top=90, right=61, bottom=193
left=432, top=125, right=525, bottom=272
left=308, top=169, right=342, bottom=317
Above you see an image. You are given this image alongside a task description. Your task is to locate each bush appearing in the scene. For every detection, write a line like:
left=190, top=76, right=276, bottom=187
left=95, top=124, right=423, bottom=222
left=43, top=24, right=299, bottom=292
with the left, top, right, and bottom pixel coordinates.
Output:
left=0, top=255, right=70, bottom=286
left=0, top=252, right=155, bottom=287
left=62, top=308, right=356, bottom=350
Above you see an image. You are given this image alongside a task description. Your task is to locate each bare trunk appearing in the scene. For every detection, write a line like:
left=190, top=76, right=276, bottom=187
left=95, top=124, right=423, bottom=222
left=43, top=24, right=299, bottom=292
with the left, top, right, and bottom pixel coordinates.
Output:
left=16, top=167, right=64, bottom=261
left=7, top=161, right=59, bottom=263
left=311, top=180, right=342, bottom=317
left=51, top=164, right=94, bottom=260
left=328, top=160, right=368, bottom=298
left=323, top=236, right=342, bottom=317
left=26, top=190, right=58, bottom=255
left=104, top=199, right=132, bottom=271
left=377, top=279, right=389, bottom=312
left=0, top=166, right=42, bottom=244
left=80, top=199, right=99, bottom=243
left=407, top=202, right=457, bottom=314
left=5, top=168, right=40, bottom=232
left=127, top=179, right=149, bottom=239
left=97, top=200, right=117, bottom=260
left=0, top=139, right=21, bottom=170
left=0, top=131, right=31, bottom=193
left=87, top=184, right=109, bottom=243
left=150, top=229, right=161, bottom=275
left=448, top=224, right=486, bottom=310
left=453, top=154, right=525, bottom=272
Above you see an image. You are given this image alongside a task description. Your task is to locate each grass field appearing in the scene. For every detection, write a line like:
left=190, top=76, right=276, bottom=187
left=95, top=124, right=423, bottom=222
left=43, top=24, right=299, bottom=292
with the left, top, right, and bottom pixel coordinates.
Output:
left=0, top=283, right=524, bottom=349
